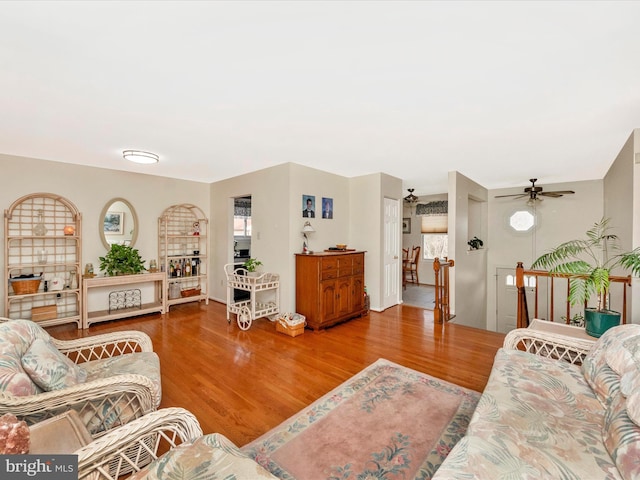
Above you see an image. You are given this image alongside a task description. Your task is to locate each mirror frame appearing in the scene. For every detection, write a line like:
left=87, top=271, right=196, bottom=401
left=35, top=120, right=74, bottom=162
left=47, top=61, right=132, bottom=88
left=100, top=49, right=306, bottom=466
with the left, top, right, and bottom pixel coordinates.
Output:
left=99, top=197, right=139, bottom=250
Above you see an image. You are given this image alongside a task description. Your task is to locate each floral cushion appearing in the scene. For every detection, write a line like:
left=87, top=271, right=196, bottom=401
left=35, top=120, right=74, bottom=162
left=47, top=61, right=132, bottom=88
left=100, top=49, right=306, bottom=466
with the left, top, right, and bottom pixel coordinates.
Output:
left=603, top=392, right=640, bottom=480
left=79, top=351, right=161, bottom=433
left=83, top=351, right=161, bottom=406
left=628, top=386, right=640, bottom=427
left=0, top=320, right=53, bottom=396
left=434, top=348, right=619, bottom=479
left=605, top=329, right=640, bottom=376
left=583, top=324, right=640, bottom=406
left=21, top=338, right=87, bottom=391
left=129, top=433, right=278, bottom=480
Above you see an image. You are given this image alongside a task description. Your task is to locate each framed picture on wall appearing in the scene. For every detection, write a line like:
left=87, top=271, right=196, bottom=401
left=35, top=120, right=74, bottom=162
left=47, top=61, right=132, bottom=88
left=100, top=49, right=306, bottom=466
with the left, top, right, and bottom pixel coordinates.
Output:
left=322, top=197, right=333, bottom=219
left=402, top=217, right=411, bottom=234
left=302, top=195, right=315, bottom=218
left=104, top=212, right=124, bottom=234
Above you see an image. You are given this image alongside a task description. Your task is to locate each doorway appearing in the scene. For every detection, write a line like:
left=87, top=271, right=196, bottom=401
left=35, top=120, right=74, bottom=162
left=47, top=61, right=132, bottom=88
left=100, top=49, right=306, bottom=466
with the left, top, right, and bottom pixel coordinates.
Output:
left=233, top=196, right=252, bottom=260
left=232, top=196, right=252, bottom=302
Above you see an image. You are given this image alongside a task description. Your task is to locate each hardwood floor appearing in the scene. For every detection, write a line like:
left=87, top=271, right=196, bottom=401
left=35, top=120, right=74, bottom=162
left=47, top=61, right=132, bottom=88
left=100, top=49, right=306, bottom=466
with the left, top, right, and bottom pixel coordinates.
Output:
left=47, top=301, right=505, bottom=447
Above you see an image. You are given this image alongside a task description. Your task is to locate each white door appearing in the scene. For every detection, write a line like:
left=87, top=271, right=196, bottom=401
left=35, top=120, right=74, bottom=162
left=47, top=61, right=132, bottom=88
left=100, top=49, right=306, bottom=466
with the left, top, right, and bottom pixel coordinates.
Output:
left=382, top=197, right=401, bottom=309
left=496, top=267, right=539, bottom=333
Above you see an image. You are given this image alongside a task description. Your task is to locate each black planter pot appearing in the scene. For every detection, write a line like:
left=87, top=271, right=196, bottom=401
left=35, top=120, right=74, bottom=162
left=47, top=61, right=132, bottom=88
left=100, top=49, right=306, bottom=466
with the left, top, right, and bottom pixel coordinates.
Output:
left=585, top=308, right=621, bottom=338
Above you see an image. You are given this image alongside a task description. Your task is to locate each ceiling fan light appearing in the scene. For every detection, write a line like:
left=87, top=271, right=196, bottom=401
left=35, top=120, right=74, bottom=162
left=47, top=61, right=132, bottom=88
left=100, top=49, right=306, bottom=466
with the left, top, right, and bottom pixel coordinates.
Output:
left=404, top=188, right=419, bottom=204
left=123, top=150, right=159, bottom=164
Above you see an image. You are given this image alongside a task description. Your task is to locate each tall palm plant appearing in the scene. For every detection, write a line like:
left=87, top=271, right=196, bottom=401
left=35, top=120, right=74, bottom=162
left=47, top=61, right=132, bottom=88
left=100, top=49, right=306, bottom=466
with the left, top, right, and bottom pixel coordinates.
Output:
left=532, top=218, right=640, bottom=312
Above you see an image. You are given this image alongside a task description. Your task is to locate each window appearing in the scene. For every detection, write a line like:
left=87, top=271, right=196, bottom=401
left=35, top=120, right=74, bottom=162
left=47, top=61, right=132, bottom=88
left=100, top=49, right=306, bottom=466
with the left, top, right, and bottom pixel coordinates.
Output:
left=509, top=210, right=535, bottom=232
left=234, top=216, right=252, bottom=237
left=423, top=234, right=448, bottom=260
left=420, top=213, right=448, bottom=260
left=505, top=274, right=536, bottom=287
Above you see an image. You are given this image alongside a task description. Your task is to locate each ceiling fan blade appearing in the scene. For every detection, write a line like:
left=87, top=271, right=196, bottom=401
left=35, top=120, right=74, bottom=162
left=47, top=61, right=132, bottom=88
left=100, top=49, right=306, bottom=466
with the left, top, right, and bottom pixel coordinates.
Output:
left=539, top=190, right=575, bottom=197
left=494, top=193, right=528, bottom=199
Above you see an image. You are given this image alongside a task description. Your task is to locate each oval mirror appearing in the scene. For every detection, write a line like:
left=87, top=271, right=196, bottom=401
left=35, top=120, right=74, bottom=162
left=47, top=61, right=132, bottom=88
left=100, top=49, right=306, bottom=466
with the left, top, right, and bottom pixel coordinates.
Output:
left=99, top=198, right=139, bottom=250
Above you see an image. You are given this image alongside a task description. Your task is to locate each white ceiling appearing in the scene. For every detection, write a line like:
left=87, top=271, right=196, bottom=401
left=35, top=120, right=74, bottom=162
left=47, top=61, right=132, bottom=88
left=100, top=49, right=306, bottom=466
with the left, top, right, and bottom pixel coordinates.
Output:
left=1, top=1, right=639, bottom=195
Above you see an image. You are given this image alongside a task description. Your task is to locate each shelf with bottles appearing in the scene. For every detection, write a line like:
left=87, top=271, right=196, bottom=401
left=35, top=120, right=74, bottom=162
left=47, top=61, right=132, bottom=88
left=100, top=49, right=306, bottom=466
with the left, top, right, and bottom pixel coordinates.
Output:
left=166, top=256, right=203, bottom=279
left=158, top=204, right=208, bottom=311
left=4, top=192, right=82, bottom=328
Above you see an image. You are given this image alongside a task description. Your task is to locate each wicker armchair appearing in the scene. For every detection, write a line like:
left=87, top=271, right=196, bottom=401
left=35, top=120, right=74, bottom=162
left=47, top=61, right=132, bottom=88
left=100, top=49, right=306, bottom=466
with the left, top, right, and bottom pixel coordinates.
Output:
left=0, top=319, right=161, bottom=436
left=77, top=407, right=202, bottom=480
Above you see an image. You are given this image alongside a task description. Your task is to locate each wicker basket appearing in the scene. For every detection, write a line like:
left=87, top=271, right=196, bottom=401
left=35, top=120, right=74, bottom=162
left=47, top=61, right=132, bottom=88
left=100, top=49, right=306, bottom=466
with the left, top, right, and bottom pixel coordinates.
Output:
left=9, top=276, right=42, bottom=295
left=181, top=287, right=201, bottom=298
left=276, top=313, right=306, bottom=337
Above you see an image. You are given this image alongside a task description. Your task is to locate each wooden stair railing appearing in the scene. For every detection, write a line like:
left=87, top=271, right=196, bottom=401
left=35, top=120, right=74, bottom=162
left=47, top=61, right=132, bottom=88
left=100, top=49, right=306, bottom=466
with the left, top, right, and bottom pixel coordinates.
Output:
left=434, top=257, right=454, bottom=324
left=515, top=261, right=631, bottom=329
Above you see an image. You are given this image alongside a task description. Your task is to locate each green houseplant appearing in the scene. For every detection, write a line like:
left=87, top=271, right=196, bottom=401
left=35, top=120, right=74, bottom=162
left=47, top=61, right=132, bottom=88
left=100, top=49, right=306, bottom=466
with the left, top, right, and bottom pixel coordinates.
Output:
left=243, top=258, right=263, bottom=273
left=532, top=217, right=640, bottom=337
left=99, top=244, right=147, bottom=276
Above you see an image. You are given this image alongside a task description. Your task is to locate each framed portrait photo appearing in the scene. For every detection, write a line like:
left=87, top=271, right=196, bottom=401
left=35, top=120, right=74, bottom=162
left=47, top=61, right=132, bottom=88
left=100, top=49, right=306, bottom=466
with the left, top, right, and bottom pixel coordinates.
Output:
left=104, top=212, right=124, bottom=235
left=321, top=197, right=333, bottom=219
left=402, top=217, right=411, bottom=234
left=302, top=195, right=316, bottom=218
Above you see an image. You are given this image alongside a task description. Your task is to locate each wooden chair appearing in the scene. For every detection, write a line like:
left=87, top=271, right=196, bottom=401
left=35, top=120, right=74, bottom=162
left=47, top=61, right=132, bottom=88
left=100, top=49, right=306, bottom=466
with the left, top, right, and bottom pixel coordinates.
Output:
left=406, top=246, right=420, bottom=285
left=402, top=248, right=409, bottom=290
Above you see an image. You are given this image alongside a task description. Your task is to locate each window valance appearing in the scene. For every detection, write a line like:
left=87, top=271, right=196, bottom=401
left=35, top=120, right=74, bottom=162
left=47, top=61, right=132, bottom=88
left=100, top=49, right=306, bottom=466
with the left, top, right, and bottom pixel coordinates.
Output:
left=234, top=198, right=251, bottom=217
left=416, top=201, right=447, bottom=216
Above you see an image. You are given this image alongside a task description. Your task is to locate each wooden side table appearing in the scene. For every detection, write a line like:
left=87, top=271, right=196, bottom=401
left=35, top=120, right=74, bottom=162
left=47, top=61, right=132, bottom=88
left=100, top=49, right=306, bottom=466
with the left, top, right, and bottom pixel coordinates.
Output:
left=29, top=410, right=93, bottom=454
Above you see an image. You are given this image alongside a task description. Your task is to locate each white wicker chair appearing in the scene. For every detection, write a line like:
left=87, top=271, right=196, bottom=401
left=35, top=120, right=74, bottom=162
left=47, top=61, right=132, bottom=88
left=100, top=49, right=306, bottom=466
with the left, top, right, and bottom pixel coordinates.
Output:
left=503, top=327, right=595, bottom=365
left=0, top=319, right=161, bottom=435
left=76, top=407, right=202, bottom=480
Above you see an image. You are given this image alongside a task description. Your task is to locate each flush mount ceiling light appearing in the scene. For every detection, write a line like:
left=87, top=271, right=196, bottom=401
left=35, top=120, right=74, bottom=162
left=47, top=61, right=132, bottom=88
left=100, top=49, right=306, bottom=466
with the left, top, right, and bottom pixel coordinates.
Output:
left=122, top=150, right=159, bottom=164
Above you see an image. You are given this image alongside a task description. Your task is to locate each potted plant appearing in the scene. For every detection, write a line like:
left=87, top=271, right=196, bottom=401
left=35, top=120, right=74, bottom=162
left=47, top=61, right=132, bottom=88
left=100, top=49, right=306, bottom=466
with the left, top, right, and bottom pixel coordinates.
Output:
left=531, top=217, right=640, bottom=337
left=467, top=236, right=483, bottom=250
left=243, top=258, right=263, bottom=276
left=99, top=244, right=147, bottom=276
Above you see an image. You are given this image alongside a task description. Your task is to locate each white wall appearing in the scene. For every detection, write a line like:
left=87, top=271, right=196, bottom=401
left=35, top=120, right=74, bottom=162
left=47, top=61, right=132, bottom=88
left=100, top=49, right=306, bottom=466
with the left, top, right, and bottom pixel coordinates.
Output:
left=349, top=173, right=403, bottom=311
left=210, top=163, right=354, bottom=313
left=209, top=163, right=292, bottom=308
left=486, top=179, right=604, bottom=331
left=448, top=171, right=488, bottom=329
left=604, top=129, right=639, bottom=323
left=0, top=154, right=210, bottom=313
left=1, top=155, right=401, bottom=317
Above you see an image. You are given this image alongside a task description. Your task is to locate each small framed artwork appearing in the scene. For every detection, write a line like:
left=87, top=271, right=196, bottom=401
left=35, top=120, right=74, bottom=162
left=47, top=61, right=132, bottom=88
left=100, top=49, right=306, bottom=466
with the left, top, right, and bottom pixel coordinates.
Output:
left=402, top=218, right=411, bottom=234
left=302, top=195, right=315, bottom=218
left=322, top=197, right=333, bottom=219
left=104, top=212, right=124, bottom=235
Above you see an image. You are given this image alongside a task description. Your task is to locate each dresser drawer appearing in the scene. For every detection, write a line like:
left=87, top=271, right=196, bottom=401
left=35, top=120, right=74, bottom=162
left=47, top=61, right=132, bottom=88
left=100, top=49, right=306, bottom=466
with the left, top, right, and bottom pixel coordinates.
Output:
left=321, top=257, right=338, bottom=280
left=337, top=256, right=353, bottom=276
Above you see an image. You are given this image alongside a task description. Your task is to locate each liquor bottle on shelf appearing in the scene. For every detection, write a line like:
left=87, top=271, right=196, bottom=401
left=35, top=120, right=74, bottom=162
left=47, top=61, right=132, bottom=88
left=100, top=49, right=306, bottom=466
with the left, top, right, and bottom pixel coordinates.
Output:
left=169, top=260, right=175, bottom=278
left=185, top=261, right=191, bottom=276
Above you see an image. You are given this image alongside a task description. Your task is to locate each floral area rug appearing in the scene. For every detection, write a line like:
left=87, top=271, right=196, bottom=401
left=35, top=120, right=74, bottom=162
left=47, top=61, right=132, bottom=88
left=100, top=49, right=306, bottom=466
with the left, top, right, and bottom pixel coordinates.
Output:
left=241, top=358, right=479, bottom=480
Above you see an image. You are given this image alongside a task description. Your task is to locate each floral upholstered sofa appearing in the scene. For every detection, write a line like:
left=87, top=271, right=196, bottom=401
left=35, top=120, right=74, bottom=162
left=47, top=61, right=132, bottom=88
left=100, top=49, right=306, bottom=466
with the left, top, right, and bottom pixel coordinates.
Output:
left=433, top=323, right=640, bottom=479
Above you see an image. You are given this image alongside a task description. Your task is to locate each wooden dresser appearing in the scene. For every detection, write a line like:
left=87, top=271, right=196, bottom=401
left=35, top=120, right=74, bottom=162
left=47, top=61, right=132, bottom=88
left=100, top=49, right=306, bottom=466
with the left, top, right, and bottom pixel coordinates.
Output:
left=295, top=251, right=366, bottom=330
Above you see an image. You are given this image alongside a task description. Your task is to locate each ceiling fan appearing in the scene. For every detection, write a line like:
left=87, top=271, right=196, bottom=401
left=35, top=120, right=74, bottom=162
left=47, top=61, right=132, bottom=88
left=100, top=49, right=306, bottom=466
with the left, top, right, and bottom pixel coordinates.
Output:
left=495, top=179, right=575, bottom=204
left=404, top=188, right=419, bottom=204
